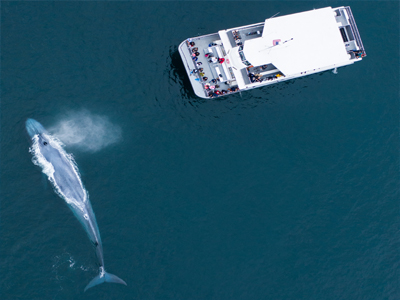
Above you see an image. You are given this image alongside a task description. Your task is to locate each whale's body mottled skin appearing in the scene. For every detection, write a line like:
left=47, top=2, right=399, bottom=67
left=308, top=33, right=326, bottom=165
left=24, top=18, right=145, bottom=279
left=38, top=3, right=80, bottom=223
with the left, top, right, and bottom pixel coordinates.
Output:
left=26, top=118, right=126, bottom=292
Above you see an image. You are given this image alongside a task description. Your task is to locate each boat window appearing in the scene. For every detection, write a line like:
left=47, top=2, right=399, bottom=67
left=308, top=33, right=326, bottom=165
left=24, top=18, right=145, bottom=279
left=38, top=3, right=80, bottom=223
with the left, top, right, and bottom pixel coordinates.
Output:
left=340, top=27, right=348, bottom=42
left=344, top=25, right=355, bottom=41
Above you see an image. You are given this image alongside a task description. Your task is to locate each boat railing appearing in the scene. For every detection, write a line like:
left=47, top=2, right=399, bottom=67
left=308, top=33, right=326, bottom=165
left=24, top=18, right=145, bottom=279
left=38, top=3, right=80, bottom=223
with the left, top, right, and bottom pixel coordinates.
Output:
left=229, top=22, right=265, bottom=33
left=345, top=6, right=366, bottom=57
left=179, top=42, right=194, bottom=73
left=227, top=67, right=235, bottom=80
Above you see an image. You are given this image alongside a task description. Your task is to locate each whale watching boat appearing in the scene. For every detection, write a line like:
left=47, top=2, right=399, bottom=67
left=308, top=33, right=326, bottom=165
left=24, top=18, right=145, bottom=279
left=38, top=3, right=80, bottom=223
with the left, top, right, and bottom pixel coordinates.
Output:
left=178, top=6, right=366, bottom=99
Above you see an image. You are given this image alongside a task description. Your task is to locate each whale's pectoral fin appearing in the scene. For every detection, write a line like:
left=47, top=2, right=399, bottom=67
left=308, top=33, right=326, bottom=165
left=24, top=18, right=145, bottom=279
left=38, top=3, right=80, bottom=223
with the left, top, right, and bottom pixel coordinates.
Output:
left=84, top=271, right=127, bottom=292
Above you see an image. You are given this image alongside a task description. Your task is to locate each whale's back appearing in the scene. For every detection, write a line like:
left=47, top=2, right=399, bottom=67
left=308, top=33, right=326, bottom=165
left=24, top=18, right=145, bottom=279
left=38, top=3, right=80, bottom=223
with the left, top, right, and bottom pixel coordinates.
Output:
left=30, top=132, right=88, bottom=208
left=50, top=149, right=86, bottom=203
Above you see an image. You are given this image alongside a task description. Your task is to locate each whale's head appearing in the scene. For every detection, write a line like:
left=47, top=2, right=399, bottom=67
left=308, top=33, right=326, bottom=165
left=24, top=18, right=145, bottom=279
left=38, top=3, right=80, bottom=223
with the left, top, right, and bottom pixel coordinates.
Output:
left=26, top=118, right=47, bottom=138
left=26, top=119, right=56, bottom=161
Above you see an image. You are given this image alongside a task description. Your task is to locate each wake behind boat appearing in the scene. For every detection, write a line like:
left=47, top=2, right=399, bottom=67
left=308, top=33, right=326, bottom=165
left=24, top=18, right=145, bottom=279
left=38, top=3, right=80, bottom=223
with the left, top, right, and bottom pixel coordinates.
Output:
left=179, top=6, right=366, bottom=99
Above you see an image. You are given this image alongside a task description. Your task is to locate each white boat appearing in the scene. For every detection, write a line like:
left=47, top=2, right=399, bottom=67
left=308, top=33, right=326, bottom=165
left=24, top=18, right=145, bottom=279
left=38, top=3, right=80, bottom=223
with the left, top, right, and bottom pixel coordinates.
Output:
left=178, top=6, right=366, bottom=99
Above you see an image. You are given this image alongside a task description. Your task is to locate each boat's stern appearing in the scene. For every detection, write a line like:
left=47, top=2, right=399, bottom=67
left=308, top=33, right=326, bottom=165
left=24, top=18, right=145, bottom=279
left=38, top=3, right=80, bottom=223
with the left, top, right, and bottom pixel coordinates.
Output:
left=333, top=6, right=367, bottom=61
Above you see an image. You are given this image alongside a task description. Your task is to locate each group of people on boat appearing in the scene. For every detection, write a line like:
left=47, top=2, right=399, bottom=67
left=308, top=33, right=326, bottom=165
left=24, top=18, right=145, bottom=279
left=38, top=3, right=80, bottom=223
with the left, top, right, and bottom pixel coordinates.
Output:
left=232, top=30, right=242, bottom=46
left=232, top=30, right=240, bottom=39
left=187, top=40, right=200, bottom=61
left=191, top=47, right=200, bottom=59
left=187, top=38, right=240, bottom=98
left=249, top=73, right=263, bottom=83
left=190, top=68, right=204, bottom=75
left=204, top=53, right=225, bottom=65
left=248, top=72, right=283, bottom=83
left=201, top=77, right=240, bottom=98
left=207, top=86, right=239, bottom=98
left=350, top=49, right=365, bottom=59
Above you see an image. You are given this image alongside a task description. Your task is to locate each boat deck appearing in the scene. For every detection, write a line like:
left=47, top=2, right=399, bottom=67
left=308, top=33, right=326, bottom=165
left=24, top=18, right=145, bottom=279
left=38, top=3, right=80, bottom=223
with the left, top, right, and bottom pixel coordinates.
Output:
left=180, top=34, right=234, bottom=98
left=179, top=23, right=270, bottom=98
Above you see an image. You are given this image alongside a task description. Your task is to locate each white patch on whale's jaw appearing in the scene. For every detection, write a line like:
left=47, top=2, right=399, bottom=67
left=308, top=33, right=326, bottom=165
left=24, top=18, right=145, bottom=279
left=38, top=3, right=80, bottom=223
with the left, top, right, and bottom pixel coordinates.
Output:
left=30, top=134, right=56, bottom=182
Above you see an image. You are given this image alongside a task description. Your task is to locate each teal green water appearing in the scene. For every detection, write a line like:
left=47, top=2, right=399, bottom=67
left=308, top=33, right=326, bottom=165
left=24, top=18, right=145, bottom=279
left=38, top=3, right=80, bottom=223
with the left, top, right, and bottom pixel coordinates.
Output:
left=1, top=1, right=399, bottom=299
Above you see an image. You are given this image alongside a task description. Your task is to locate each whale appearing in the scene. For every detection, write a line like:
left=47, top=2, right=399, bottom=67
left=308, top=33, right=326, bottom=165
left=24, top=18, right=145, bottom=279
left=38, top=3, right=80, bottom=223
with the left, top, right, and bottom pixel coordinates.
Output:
left=26, top=118, right=126, bottom=292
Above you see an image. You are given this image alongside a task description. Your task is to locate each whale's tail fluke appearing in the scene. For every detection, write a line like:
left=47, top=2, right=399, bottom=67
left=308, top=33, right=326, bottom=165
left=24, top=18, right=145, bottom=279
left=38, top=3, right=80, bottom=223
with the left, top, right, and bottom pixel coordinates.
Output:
left=84, top=268, right=127, bottom=292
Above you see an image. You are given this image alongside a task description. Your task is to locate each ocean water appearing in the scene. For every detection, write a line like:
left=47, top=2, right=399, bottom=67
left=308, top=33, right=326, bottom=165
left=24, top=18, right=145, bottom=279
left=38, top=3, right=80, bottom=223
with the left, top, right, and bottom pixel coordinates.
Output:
left=1, top=1, right=399, bottom=299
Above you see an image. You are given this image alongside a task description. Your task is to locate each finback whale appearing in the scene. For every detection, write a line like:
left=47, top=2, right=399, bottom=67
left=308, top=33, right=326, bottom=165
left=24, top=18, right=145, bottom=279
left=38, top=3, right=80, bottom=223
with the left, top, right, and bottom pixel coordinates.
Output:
left=26, top=118, right=126, bottom=292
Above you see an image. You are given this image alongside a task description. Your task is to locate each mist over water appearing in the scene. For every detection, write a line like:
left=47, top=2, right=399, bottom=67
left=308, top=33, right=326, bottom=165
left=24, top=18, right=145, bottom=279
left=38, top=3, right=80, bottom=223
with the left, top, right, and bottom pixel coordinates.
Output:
left=50, top=110, right=122, bottom=153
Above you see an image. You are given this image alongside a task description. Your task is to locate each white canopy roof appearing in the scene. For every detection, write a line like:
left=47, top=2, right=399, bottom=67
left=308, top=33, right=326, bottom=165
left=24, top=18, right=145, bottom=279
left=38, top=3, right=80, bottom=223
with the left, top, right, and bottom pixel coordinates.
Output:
left=243, top=7, right=349, bottom=75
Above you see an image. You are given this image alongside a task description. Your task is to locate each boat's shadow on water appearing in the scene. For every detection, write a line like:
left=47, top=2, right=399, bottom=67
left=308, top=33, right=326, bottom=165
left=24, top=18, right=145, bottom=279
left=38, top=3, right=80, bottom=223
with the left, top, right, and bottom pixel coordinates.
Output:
left=166, top=46, right=198, bottom=101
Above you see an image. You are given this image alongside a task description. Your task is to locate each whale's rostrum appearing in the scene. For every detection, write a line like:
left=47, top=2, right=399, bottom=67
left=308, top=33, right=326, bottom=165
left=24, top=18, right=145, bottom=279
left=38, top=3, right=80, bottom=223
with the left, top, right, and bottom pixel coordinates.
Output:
left=26, top=118, right=126, bottom=292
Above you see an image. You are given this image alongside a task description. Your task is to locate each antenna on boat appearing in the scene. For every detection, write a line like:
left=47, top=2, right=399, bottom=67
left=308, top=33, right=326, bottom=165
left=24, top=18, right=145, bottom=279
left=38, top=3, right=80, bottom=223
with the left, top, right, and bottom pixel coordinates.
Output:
left=282, top=38, right=293, bottom=44
left=259, top=38, right=293, bottom=52
left=266, top=12, right=280, bottom=21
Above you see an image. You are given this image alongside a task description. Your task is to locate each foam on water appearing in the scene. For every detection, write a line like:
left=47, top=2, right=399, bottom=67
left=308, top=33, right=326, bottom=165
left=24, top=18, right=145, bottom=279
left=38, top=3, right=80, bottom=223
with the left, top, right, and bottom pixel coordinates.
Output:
left=49, top=110, right=122, bottom=153
left=29, top=133, right=87, bottom=210
left=51, top=253, right=92, bottom=279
